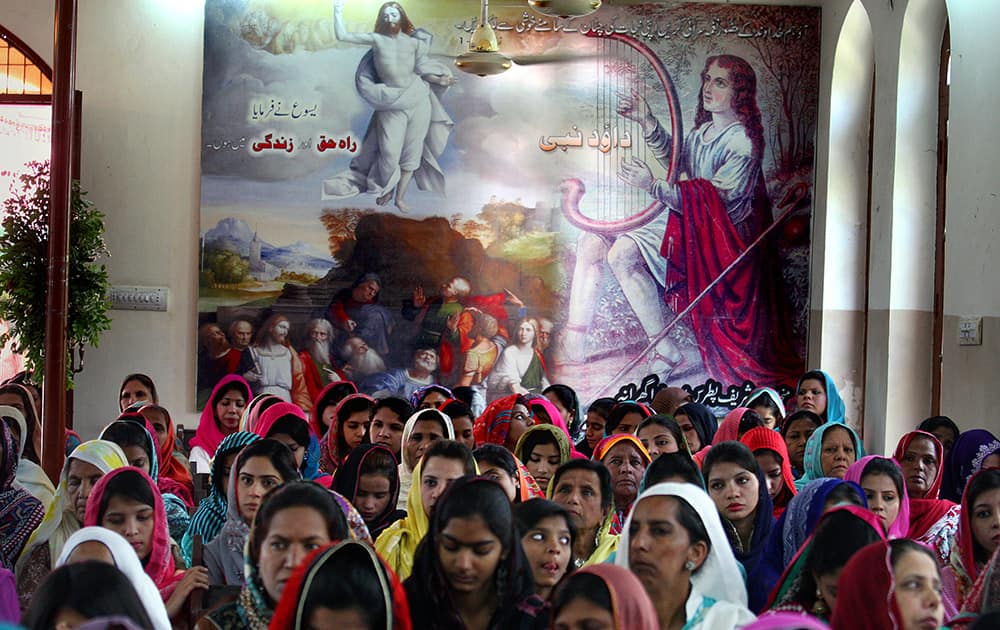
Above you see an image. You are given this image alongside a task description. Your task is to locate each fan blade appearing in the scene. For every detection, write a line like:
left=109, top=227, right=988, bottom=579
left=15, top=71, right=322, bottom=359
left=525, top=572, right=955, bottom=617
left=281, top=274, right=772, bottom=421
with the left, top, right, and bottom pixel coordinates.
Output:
left=509, top=52, right=601, bottom=66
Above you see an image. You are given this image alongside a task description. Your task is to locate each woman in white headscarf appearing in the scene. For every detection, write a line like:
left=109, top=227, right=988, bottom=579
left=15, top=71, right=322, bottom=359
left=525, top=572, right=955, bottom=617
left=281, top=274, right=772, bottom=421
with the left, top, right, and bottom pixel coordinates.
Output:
left=395, top=408, right=455, bottom=509
left=55, top=526, right=171, bottom=630
left=617, top=482, right=757, bottom=629
left=0, top=405, right=54, bottom=505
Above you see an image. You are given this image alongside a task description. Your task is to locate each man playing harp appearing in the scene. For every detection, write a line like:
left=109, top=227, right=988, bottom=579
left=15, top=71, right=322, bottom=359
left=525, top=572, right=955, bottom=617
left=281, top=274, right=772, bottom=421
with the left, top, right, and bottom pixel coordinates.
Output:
left=564, top=54, right=797, bottom=387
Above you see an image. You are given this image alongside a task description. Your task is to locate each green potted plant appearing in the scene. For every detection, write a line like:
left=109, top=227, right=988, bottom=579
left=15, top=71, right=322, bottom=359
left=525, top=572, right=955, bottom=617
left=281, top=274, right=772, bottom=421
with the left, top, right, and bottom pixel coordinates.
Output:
left=0, top=160, right=112, bottom=386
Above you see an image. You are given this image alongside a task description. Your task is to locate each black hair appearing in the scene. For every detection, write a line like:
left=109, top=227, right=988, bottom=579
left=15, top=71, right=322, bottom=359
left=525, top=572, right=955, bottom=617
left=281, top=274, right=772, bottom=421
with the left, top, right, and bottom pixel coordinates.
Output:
left=780, top=409, right=823, bottom=436
left=605, top=402, right=650, bottom=434
left=544, top=384, right=581, bottom=434
left=644, top=451, right=703, bottom=489
left=513, top=499, right=578, bottom=565
left=236, top=438, right=301, bottom=485
left=746, top=392, right=785, bottom=424
left=888, top=538, right=939, bottom=573
left=249, top=481, right=350, bottom=565
left=211, top=379, right=249, bottom=411
left=100, top=421, right=152, bottom=466
left=358, top=447, right=399, bottom=484
left=791, top=509, right=884, bottom=607
left=212, top=436, right=257, bottom=496
left=336, top=396, right=375, bottom=454
left=736, top=410, right=765, bottom=438
left=118, top=373, right=159, bottom=405
left=440, top=399, right=472, bottom=423
left=967, top=469, right=1000, bottom=563
left=373, top=396, right=413, bottom=425
left=266, top=415, right=311, bottom=448
left=98, top=469, right=156, bottom=524
left=824, top=481, right=865, bottom=508
left=406, top=477, right=535, bottom=629
left=0, top=383, right=39, bottom=463
left=518, top=428, right=560, bottom=463
left=860, top=457, right=905, bottom=499
left=300, top=543, right=388, bottom=630
left=422, top=439, right=476, bottom=475
left=473, top=443, right=518, bottom=478
left=449, top=386, right=476, bottom=410
left=671, top=495, right=711, bottom=569
left=917, top=415, right=960, bottom=439
left=586, top=397, right=617, bottom=420
left=969, top=611, right=1000, bottom=630
left=798, top=370, right=827, bottom=391
left=22, top=561, right=154, bottom=630
left=702, top=440, right=760, bottom=481
left=417, top=385, right=451, bottom=407
left=552, top=572, right=612, bottom=621
left=551, top=460, right=613, bottom=512
left=636, top=414, right=686, bottom=452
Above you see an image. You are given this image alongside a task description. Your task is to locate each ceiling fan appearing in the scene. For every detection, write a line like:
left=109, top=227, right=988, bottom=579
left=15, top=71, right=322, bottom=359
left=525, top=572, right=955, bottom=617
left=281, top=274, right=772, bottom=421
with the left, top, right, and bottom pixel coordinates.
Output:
left=453, top=0, right=602, bottom=77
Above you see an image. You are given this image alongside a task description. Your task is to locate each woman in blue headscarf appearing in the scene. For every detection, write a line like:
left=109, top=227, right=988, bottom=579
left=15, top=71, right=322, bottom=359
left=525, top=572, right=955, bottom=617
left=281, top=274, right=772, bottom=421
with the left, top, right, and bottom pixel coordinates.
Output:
left=794, top=422, right=865, bottom=490
left=795, top=369, right=846, bottom=425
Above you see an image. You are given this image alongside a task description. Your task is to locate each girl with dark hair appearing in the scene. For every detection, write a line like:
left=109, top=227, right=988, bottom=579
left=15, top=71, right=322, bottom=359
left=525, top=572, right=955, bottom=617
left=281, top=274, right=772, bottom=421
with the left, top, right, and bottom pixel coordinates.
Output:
left=743, top=386, right=785, bottom=430
left=21, top=561, right=154, bottom=630
left=309, top=380, right=358, bottom=438
left=605, top=401, right=652, bottom=435
left=138, top=404, right=193, bottom=495
left=795, top=423, right=865, bottom=490
left=579, top=397, right=615, bottom=457
left=270, top=540, right=411, bottom=630
left=189, top=374, right=251, bottom=473
left=333, top=443, right=405, bottom=539
left=641, top=450, right=704, bottom=490
left=636, top=414, right=686, bottom=459
left=514, top=424, right=574, bottom=495
left=780, top=409, right=822, bottom=477
left=893, top=430, right=962, bottom=564
left=197, top=481, right=351, bottom=629
left=765, top=505, right=886, bottom=621
left=761, top=478, right=867, bottom=586
left=741, top=426, right=797, bottom=517
left=592, top=434, right=651, bottom=533
left=673, top=402, right=718, bottom=453
left=845, top=456, right=909, bottom=538
left=513, top=499, right=576, bottom=601
left=551, top=564, right=659, bottom=630
left=0, top=405, right=53, bottom=506
left=100, top=416, right=192, bottom=540
left=703, top=441, right=775, bottom=612
left=0, top=383, right=42, bottom=464
left=941, top=429, right=1000, bottom=503
left=412, top=383, right=452, bottom=409
left=548, top=460, right=617, bottom=567
left=118, top=373, right=159, bottom=412
left=0, top=418, right=43, bottom=570
left=321, top=393, right=376, bottom=473
left=917, top=415, right=960, bottom=459
left=943, top=468, right=1000, bottom=617
left=439, top=398, right=475, bottom=450
left=831, top=539, right=944, bottom=630
left=543, top=384, right=581, bottom=439
left=796, top=369, right=846, bottom=425
left=616, top=483, right=755, bottom=628
left=371, top=395, right=414, bottom=457
left=376, top=439, right=477, bottom=580
left=404, top=476, right=546, bottom=629
left=85, top=467, right=209, bottom=621
left=473, top=443, right=543, bottom=503
left=245, top=402, right=323, bottom=482
left=203, top=439, right=300, bottom=586
left=180, top=431, right=259, bottom=564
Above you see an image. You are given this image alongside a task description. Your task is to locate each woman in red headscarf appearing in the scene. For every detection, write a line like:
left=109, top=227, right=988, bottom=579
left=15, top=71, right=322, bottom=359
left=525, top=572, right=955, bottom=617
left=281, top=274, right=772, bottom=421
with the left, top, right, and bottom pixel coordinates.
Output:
left=741, top=426, right=797, bottom=517
left=269, top=539, right=411, bottom=630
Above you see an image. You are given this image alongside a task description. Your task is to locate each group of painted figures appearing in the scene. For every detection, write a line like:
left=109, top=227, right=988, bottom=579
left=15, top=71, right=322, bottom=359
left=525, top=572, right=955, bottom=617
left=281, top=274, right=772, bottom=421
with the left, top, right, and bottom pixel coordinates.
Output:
left=1, top=366, right=999, bottom=629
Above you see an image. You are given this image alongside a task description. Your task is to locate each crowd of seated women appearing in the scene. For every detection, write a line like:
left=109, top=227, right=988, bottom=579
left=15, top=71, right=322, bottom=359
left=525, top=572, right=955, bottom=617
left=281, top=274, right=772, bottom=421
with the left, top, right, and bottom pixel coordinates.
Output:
left=1, top=368, right=999, bottom=629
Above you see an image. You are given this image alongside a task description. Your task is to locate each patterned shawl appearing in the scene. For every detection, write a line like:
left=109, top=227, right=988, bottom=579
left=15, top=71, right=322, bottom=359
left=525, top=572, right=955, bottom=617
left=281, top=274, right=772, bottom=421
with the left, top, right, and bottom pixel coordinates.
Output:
left=0, top=418, right=43, bottom=568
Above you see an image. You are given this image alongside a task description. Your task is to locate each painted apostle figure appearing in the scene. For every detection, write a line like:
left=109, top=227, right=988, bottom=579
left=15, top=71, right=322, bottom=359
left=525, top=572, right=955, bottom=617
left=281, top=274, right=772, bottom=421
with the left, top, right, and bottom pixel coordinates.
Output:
left=563, top=54, right=799, bottom=388
left=246, top=314, right=312, bottom=410
left=324, top=0, right=455, bottom=212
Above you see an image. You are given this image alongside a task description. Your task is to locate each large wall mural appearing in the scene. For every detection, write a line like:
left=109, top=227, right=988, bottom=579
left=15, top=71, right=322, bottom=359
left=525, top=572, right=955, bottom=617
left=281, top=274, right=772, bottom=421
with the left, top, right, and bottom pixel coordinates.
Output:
left=198, top=0, right=820, bottom=412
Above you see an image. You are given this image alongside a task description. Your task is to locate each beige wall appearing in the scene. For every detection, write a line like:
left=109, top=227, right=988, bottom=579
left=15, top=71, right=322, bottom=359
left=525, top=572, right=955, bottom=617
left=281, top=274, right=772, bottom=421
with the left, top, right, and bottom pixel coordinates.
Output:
left=3, top=0, right=999, bottom=445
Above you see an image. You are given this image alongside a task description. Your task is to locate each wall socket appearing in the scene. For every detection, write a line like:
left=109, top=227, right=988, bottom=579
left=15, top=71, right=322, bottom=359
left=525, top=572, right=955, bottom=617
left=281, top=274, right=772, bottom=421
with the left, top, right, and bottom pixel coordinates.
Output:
left=959, top=317, right=983, bottom=346
left=108, top=286, right=168, bottom=312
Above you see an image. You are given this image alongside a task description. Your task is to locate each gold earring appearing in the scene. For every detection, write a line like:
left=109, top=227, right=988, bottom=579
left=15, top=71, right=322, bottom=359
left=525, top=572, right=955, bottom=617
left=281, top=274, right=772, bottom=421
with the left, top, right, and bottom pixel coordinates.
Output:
left=812, top=588, right=829, bottom=616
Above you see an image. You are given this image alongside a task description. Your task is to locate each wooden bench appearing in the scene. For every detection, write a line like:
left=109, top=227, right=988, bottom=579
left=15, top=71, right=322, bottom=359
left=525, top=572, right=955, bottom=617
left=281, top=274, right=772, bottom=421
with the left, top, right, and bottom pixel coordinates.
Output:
left=188, top=535, right=242, bottom=627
